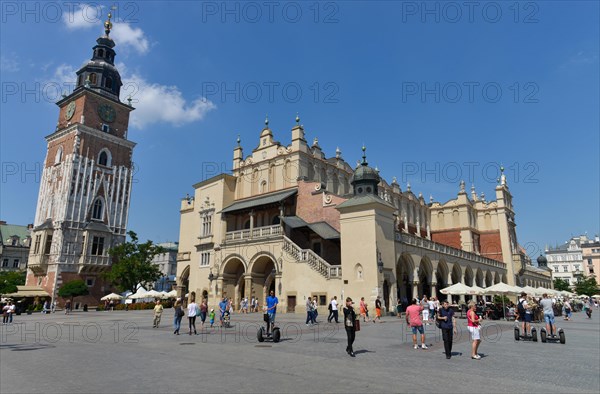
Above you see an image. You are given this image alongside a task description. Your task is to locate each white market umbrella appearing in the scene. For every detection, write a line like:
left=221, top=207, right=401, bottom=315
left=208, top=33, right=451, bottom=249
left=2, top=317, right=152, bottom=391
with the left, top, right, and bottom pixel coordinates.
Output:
left=560, top=290, right=575, bottom=298
left=128, top=290, right=148, bottom=299
left=535, top=287, right=556, bottom=296
left=159, top=291, right=170, bottom=300
left=166, top=290, right=178, bottom=298
left=522, top=286, right=542, bottom=297
left=591, top=295, right=600, bottom=299
left=100, top=293, right=123, bottom=301
left=469, top=285, right=486, bottom=296
left=145, top=290, right=161, bottom=299
left=440, top=282, right=473, bottom=295
left=484, top=283, right=522, bottom=320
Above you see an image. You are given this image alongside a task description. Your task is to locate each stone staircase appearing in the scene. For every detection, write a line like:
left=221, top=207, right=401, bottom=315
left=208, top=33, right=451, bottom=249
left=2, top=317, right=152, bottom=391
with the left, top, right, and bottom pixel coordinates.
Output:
left=282, top=236, right=342, bottom=280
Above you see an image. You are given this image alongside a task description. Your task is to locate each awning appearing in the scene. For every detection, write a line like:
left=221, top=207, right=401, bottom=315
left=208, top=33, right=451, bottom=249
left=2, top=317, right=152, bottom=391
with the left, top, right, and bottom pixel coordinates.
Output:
left=280, top=216, right=340, bottom=240
left=3, top=286, right=51, bottom=298
left=220, top=188, right=297, bottom=214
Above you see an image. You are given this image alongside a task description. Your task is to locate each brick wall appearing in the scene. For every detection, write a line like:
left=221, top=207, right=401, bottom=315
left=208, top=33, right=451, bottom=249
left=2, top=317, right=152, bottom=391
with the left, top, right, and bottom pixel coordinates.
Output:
left=479, top=231, right=503, bottom=262
left=431, top=230, right=462, bottom=249
left=295, top=180, right=347, bottom=231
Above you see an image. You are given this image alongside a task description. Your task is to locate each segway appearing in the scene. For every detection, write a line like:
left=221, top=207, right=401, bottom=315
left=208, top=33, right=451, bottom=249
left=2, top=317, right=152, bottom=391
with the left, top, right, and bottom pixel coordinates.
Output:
left=514, top=325, right=537, bottom=342
left=540, top=325, right=565, bottom=344
left=257, top=312, right=281, bottom=343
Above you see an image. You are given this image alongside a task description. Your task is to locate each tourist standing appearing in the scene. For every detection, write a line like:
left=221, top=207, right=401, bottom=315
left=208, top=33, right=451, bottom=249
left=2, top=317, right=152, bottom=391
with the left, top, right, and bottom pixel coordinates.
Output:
left=328, top=296, right=339, bottom=323
left=173, top=298, right=184, bottom=335
left=64, top=299, right=71, bottom=315
left=563, top=298, right=572, bottom=320
left=51, top=300, right=57, bottom=313
left=187, top=296, right=199, bottom=335
left=2, top=302, right=9, bottom=324
left=7, top=301, right=15, bottom=323
left=467, top=301, right=481, bottom=359
left=396, top=299, right=402, bottom=317
left=421, top=296, right=430, bottom=324
left=343, top=297, right=357, bottom=357
left=429, top=297, right=436, bottom=322
left=437, top=300, right=456, bottom=359
left=153, top=300, right=163, bottom=328
left=209, top=308, right=215, bottom=328
left=251, top=297, right=256, bottom=313
left=42, top=300, right=50, bottom=314
left=374, top=297, right=382, bottom=322
left=312, top=296, right=319, bottom=323
left=406, top=298, right=427, bottom=349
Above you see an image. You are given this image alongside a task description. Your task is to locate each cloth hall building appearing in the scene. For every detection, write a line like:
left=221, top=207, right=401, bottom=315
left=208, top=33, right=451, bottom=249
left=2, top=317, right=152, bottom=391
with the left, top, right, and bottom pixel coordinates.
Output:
left=176, top=119, right=551, bottom=313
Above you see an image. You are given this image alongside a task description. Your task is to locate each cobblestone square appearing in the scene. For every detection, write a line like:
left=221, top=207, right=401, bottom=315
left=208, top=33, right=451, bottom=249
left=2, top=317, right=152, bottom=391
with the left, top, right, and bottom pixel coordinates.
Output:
left=1, top=310, right=599, bottom=393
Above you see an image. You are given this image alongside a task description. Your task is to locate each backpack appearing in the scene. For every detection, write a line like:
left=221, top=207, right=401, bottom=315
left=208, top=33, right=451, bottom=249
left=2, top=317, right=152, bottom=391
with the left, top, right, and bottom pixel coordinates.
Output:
left=328, top=302, right=332, bottom=311
left=517, top=300, right=526, bottom=316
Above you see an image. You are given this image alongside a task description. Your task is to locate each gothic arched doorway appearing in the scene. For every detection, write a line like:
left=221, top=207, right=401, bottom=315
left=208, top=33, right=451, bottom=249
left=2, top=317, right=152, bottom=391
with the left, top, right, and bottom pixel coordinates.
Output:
left=222, top=258, right=245, bottom=309
left=250, top=255, right=276, bottom=307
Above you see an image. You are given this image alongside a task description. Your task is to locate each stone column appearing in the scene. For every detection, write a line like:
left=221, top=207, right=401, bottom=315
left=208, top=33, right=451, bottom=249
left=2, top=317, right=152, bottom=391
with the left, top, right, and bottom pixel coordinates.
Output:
left=412, top=281, right=419, bottom=300
left=249, top=210, right=255, bottom=237
left=244, top=275, right=252, bottom=299
left=431, top=282, right=437, bottom=298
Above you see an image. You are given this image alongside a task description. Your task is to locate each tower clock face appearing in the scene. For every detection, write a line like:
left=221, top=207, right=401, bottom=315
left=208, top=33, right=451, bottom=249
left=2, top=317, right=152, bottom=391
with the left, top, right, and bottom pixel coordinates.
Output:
left=65, top=101, right=76, bottom=120
left=98, top=103, right=116, bottom=123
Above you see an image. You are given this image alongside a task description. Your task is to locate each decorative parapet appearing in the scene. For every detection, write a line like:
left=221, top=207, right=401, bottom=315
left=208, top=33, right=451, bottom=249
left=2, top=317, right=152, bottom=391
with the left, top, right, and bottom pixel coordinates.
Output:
left=396, top=231, right=506, bottom=269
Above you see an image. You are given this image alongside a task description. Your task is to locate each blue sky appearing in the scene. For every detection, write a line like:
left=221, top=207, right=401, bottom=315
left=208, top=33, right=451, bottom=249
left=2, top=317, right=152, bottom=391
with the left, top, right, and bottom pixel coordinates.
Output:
left=1, top=1, right=598, bottom=257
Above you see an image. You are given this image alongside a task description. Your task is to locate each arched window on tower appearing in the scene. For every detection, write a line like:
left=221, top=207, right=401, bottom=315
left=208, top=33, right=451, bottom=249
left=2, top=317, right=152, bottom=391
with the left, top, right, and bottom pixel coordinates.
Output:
left=89, top=73, right=97, bottom=85
left=54, top=146, right=63, bottom=164
left=105, top=77, right=113, bottom=89
left=98, top=149, right=111, bottom=167
left=98, top=49, right=104, bottom=58
left=92, top=198, right=103, bottom=220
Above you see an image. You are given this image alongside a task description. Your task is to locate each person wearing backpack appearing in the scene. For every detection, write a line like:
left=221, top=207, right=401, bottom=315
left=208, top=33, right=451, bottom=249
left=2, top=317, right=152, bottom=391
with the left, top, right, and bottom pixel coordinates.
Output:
left=518, top=292, right=531, bottom=336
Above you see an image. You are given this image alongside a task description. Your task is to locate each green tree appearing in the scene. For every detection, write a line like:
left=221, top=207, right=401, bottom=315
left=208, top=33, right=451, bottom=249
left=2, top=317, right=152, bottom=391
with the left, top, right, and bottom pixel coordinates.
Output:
left=574, top=275, right=599, bottom=296
left=553, top=278, right=571, bottom=291
left=0, top=270, right=26, bottom=295
left=58, top=279, right=89, bottom=305
left=104, top=231, right=165, bottom=294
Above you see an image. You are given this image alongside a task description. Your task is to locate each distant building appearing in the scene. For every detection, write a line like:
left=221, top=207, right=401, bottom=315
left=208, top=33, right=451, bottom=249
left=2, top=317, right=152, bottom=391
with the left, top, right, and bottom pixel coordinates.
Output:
left=152, top=242, right=178, bottom=291
left=581, top=235, right=600, bottom=279
left=546, top=235, right=592, bottom=286
left=0, top=221, right=32, bottom=271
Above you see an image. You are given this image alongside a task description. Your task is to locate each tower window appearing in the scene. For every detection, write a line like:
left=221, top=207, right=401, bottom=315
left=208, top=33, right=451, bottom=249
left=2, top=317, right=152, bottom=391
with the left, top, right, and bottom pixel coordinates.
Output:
left=44, top=234, right=53, bottom=255
left=91, top=236, right=105, bottom=256
left=90, top=73, right=97, bottom=85
left=101, top=124, right=110, bottom=133
left=99, top=151, right=108, bottom=166
left=55, top=146, right=63, bottom=164
left=98, top=49, right=104, bottom=58
left=105, top=77, right=113, bottom=89
left=92, top=198, right=103, bottom=220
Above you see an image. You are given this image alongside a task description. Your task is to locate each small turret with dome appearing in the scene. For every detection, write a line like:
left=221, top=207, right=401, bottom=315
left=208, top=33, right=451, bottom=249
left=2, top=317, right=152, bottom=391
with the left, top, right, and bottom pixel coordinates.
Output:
left=537, top=254, right=548, bottom=268
left=351, top=146, right=381, bottom=196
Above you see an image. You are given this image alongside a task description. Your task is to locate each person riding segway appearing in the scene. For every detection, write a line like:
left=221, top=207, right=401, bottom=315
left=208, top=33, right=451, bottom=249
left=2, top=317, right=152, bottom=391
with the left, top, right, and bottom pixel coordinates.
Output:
left=539, top=293, right=565, bottom=344
left=257, top=290, right=281, bottom=343
left=514, top=292, right=537, bottom=342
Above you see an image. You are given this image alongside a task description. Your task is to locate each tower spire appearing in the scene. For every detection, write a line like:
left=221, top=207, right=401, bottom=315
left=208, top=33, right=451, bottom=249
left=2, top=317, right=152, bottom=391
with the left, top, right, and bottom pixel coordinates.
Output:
left=361, top=145, right=368, bottom=166
left=104, top=6, right=116, bottom=37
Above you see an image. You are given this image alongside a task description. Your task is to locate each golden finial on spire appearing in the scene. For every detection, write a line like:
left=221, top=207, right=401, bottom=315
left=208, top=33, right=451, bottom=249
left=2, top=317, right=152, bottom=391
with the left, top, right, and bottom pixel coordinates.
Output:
left=104, top=5, right=116, bottom=36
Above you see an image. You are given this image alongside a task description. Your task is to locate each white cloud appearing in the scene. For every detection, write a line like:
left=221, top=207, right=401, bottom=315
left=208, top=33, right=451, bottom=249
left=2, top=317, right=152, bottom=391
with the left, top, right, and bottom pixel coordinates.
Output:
left=1, top=54, right=20, bottom=72
left=62, top=3, right=149, bottom=55
left=123, top=72, right=216, bottom=129
left=111, top=23, right=149, bottom=55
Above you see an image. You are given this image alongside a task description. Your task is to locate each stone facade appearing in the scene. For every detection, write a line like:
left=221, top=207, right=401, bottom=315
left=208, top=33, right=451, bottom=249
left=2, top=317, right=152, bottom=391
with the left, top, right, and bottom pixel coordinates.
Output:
left=177, top=119, right=551, bottom=313
left=547, top=235, right=600, bottom=287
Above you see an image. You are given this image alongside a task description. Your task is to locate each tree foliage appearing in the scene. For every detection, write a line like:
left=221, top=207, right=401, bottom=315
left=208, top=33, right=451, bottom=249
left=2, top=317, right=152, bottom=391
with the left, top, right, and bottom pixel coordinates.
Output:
left=574, top=275, right=599, bottom=296
left=553, top=278, right=571, bottom=291
left=104, top=231, right=165, bottom=294
left=0, top=270, right=26, bottom=295
left=58, top=279, right=89, bottom=301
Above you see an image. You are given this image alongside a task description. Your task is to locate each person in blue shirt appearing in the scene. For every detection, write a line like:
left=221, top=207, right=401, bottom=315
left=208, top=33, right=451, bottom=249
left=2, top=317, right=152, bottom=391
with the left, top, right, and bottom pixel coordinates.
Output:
left=219, top=297, right=228, bottom=327
left=266, top=290, right=279, bottom=333
left=437, top=300, right=457, bottom=359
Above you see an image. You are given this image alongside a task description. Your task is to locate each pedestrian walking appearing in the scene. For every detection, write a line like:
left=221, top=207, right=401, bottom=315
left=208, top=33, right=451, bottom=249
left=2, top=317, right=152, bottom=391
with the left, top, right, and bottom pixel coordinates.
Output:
left=187, top=296, right=199, bottom=335
left=199, top=299, right=208, bottom=329
left=359, top=297, right=370, bottom=322
left=219, top=297, right=229, bottom=327
left=343, top=297, right=357, bottom=357
left=396, top=299, right=402, bottom=317
left=327, top=297, right=334, bottom=322
left=7, top=301, right=15, bottom=323
left=312, top=297, right=319, bottom=323
left=306, top=295, right=314, bottom=326
left=251, top=297, right=257, bottom=313
left=428, top=297, right=436, bottom=322
left=437, top=300, right=456, bottom=359
left=467, top=301, right=482, bottom=359
left=328, top=296, right=339, bottom=323
left=153, top=300, right=163, bottom=328
left=374, top=296, right=382, bottom=322
left=406, top=298, right=427, bottom=349
left=65, top=299, right=71, bottom=315
left=51, top=300, right=57, bottom=313
left=2, top=302, right=9, bottom=324
left=42, top=300, right=50, bottom=314
left=173, top=298, right=184, bottom=335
